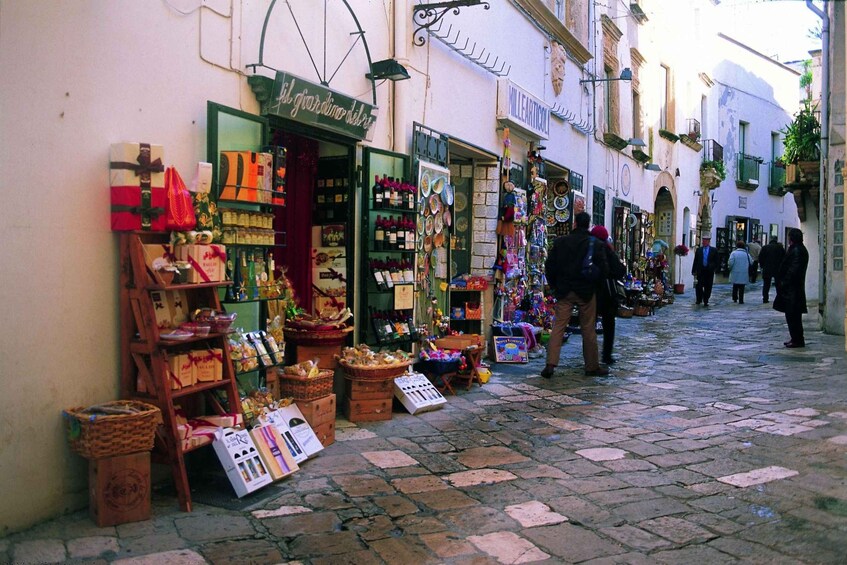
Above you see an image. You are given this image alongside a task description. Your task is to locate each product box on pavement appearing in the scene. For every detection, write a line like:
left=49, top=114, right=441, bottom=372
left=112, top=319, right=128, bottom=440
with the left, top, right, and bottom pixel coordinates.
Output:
left=258, top=409, right=309, bottom=463
left=110, top=142, right=167, bottom=231
left=89, top=452, right=151, bottom=527
left=168, top=353, right=196, bottom=390
left=312, top=421, right=335, bottom=447
left=295, top=394, right=336, bottom=428
left=273, top=404, right=325, bottom=457
left=250, top=425, right=299, bottom=480
left=394, top=372, right=447, bottom=415
left=174, top=244, right=226, bottom=283
left=192, top=348, right=223, bottom=382
left=212, top=427, right=273, bottom=498
left=150, top=290, right=190, bottom=330
left=219, top=151, right=259, bottom=202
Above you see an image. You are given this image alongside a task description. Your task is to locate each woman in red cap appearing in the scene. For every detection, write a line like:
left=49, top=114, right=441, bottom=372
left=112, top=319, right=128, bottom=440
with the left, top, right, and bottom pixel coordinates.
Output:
left=590, top=225, right=627, bottom=364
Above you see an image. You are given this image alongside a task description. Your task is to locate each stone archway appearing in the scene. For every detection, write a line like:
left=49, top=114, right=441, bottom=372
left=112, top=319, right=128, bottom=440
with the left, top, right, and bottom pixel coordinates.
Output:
left=654, top=185, right=676, bottom=283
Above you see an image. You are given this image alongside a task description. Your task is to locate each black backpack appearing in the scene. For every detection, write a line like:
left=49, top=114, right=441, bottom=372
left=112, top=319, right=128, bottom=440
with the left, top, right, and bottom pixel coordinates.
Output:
left=581, top=237, right=602, bottom=281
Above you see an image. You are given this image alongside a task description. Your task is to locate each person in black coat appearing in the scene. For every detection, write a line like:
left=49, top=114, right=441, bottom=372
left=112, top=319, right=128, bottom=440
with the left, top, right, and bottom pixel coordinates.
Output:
left=774, top=228, right=809, bottom=348
left=590, top=225, right=627, bottom=365
left=543, top=212, right=609, bottom=378
left=691, top=235, right=720, bottom=307
left=758, top=236, right=786, bottom=303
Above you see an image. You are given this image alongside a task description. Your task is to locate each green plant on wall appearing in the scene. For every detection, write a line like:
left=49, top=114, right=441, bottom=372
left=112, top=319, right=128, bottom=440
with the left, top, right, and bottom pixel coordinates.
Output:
left=700, top=159, right=727, bottom=181
left=799, top=59, right=813, bottom=101
left=780, top=100, right=821, bottom=164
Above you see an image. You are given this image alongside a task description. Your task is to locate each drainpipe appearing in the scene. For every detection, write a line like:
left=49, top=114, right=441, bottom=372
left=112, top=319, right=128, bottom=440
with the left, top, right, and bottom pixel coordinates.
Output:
left=806, top=0, right=828, bottom=323
left=393, top=0, right=409, bottom=155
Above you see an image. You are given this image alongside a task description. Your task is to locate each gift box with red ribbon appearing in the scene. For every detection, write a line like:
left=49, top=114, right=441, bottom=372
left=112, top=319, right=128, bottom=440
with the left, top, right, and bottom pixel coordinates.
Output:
left=175, top=244, right=226, bottom=283
left=192, top=348, right=223, bottom=382
left=110, top=142, right=166, bottom=231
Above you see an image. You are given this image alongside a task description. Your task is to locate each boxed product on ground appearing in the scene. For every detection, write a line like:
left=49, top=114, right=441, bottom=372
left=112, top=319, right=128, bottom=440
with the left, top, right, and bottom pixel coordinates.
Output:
left=259, top=410, right=308, bottom=464
left=345, top=377, right=394, bottom=400
left=394, top=372, right=447, bottom=415
left=110, top=142, right=166, bottom=232
left=264, top=404, right=324, bottom=457
left=167, top=353, right=195, bottom=390
left=295, top=394, right=336, bottom=427
left=312, top=420, right=335, bottom=447
left=174, top=244, right=226, bottom=283
left=250, top=425, right=299, bottom=480
left=89, top=452, right=151, bottom=527
left=212, top=428, right=274, bottom=498
left=219, top=151, right=259, bottom=202
left=344, top=397, right=392, bottom=423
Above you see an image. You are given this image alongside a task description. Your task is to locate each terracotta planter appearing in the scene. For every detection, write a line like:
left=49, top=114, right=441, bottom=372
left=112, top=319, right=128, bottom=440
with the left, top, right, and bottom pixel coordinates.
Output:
left=673, top=283, right=685, bottom=294
left=700, top=169, right=721, bottom=190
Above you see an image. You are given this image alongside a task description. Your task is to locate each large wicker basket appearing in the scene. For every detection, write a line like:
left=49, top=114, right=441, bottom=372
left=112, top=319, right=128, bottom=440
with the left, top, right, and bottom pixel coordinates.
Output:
left=339, top=359, right=412, bottom=381
left=63, top=400, right=161, bottom=459
left=283, top=326, right=353, bottom=346
left=279, top=370, right=334, bottom=401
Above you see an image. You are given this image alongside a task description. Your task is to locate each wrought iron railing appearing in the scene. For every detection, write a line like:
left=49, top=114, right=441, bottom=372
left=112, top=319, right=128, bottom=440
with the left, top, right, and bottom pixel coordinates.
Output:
left=685, top=118, right=701, bottom=142
left=737, top=153, right=761, bottom=185
left=769, top=163, right=785, bottom=190
left=703, top=139, right=723, bottom=163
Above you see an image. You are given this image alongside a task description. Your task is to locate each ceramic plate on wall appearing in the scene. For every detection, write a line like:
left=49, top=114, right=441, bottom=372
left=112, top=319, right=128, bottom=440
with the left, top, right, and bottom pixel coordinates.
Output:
left=456, top=216, right=468, bottom=232
left=454, top=192, right=467, bottom=212
left=443, top=208, right=452, bottom=227
left=420, top=172, right=432, bottom=197
left=553, top=195, right=569, bottom=210
left=434, top=213, right=444, bottom=234
left=429, top=194, right=442, bottom=215
left=553, top=180, right=568, bottom=196
left=425, top=215, right=434, bottom=235
left=546, top=212, right=557, bottom=227
left=434, top=232, right=444, bottom=248
left=432, top=176, right=445, bottom=194
left=441, top=183, right=454, bottom=206
left=555, top=209, right=570, bottom=223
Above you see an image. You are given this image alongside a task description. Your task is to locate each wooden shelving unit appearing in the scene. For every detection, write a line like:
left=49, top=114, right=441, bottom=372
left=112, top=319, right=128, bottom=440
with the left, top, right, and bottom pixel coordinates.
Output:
left=119, top=232, right=242, bottom=512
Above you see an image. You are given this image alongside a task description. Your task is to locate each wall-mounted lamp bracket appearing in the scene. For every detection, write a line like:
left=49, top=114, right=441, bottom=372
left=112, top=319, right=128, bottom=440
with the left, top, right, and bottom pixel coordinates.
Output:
left=579, top=68, right=633, bottom=84
left=413, top=1, right=490, bottom=46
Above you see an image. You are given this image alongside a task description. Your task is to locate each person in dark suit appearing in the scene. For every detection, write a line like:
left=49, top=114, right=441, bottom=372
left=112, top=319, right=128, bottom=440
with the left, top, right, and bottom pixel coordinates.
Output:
left=691, top=235, right=720, bottom=307
left=543, top=212, right=609, bottom=378
left=774, top=228, right=809, bottom=348
left=590, top=225, right=627, bottom=365
left=758, top=236, right=785, bottom=303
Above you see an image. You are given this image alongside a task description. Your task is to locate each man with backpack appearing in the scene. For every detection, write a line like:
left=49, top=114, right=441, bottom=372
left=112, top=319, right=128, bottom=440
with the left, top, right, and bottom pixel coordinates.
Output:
left=542, top=212, right=609, bottom=378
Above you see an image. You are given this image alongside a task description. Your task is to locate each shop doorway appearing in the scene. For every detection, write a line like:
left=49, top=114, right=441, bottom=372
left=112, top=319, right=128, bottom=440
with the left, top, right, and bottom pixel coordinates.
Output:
left=654, top=187, right=674, bottom=248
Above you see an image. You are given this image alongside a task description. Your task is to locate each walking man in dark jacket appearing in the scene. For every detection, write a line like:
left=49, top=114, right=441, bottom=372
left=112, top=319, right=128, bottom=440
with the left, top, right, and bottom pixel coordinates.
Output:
left=774, top=228, right=809, bottom=348
left=542, top=212, right=609, bottom=378
left=758, top=236, right=785, bottom=303
left=691, top=234, right=720, bottom=307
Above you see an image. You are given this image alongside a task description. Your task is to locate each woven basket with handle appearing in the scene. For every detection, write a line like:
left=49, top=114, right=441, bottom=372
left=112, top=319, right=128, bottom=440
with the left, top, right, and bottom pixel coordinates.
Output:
left=63, top=400, right=161, bottom=459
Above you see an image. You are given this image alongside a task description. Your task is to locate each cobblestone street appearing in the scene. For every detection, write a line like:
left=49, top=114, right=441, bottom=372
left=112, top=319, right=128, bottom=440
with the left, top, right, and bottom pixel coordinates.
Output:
left=4, top=282, right=847, bottom=564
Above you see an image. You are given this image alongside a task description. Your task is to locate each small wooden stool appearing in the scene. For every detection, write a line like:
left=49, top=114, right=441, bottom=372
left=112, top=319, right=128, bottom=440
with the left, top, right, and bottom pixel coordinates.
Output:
left=452, top=346, right=483, bottom=390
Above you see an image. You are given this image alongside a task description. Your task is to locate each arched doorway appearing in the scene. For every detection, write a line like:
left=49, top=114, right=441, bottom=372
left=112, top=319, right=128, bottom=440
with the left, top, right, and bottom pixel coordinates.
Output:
left=654, top=186, right=675, bottom=280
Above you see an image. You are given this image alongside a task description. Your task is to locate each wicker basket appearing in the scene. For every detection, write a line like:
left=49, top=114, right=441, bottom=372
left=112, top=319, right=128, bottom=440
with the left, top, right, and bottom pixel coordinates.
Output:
left=63, top=400, right=161, bottom=459
left=339, top=359, right=412, bottom=381
left=617, top=307, right=634, bottom=318
left=633, top=304, right=651, bottom=317
left=283, top=326, right=353, bottom=346
left=279, top=370, right=334, bottom=401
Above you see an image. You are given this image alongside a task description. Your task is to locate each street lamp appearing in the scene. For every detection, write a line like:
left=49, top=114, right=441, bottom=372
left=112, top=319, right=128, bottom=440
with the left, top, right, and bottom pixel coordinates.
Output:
left=627, top=138, right=646, bottom=147
left=366, top=59, right=411, bottom=81
left=645, top=163, right=662, bottom=171
left=580, top=68, right=633, bottom=84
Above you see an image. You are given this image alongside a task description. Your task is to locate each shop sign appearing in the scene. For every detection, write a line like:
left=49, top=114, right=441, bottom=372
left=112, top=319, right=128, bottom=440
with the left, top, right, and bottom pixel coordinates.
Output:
left=267, top=71, right=378, bottom=141
left=496, top=78, right=550, bottom=140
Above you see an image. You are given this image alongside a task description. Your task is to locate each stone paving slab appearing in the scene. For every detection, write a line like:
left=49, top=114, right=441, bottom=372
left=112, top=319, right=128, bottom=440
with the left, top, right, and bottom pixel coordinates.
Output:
left=3, top=285, right=846, bottom=564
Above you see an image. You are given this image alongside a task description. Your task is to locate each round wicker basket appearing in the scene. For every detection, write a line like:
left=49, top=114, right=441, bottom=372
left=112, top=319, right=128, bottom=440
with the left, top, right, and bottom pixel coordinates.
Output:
left=339, top=359, right=412, bottom=381
left=63, top=400, right=161, bottom=459
left=283, top=325, right=353, bottom=346
left=279, top=370, right=334, bottom=401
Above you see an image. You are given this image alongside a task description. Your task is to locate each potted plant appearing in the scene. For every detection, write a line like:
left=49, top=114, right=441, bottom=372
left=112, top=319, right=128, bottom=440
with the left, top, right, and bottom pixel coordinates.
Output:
left=700, top=159, right=726, bottom=190
left=780, top=100, right=821, bottom=181
left=672, top=244, right=689, bottom=294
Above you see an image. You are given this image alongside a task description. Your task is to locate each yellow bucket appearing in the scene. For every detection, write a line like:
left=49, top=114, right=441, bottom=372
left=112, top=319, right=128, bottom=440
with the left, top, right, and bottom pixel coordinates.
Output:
left=477, top=367, right=492, bottom=384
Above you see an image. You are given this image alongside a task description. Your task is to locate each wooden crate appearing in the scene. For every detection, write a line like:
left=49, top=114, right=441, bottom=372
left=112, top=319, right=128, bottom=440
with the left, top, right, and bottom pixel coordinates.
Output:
left=344, top=398, right=392, bottom=422
left=89, top=452, right=151, bottom=527
left=295, top=394, right=337, bottom=428
left=295, top=343, right=342, bottom=369
left=345, top=378, right=395, bottom=400
left=434, top=334, right=482, bottom=350
left=312, top=421, right=335, bottom=447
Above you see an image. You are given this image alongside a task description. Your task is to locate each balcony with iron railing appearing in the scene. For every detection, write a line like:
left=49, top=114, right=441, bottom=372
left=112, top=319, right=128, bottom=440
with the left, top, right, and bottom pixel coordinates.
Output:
left=702, top=139, right=723, bottom=164
left=769, top=162, right=786, bottom=195
left=680, top=118, right=702, bottom=150
left=699, top=140, right=725, bottom=190
left=736, top=153, right=762, bottom=190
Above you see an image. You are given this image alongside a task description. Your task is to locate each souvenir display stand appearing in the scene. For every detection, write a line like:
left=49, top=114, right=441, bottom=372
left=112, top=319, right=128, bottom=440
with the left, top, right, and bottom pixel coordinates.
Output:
left=119, top=232, right=242, bottom=512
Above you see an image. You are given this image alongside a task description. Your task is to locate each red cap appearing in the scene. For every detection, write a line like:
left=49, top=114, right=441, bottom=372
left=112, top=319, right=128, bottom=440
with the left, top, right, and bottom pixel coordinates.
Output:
left=590, top=226, right=609, bottom=241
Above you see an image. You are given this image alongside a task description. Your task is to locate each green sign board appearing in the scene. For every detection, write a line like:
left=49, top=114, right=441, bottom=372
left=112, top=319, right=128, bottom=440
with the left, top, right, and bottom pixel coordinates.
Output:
left=267, top=71, right=378, bottom=141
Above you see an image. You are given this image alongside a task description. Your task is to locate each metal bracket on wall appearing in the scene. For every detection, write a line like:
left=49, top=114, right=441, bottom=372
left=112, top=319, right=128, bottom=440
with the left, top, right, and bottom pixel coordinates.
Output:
left=413, top=1, right=490, bottom=46
left=551, top=104, right=593, bottom=135
left=425, top=19, right=510, bottom=77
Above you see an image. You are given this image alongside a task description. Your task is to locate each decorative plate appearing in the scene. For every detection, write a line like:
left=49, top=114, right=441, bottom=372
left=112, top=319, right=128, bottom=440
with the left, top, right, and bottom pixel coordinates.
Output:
left=553, top=180, right=569, bottom=196
left=420, top=171, right=432, bottom=197
left=555, top=209, right=570, bottom=223
left=456, top=216, right=469, bottom=233
left=424, top=236, right=433, bottom=253
left=434, top=232, right=445, bottom=248
left=434, top=212, right=444, bottom=234
left=553, top=195, right=569, bottom=210
left=443, top=208, right=452, bottom=227
left=160, top=329, right=193, bottom=341
left=454, top=192, right=467, bottom=212
left=417, top=215, right=424, bottom=234
left=431, top=252, right=437, bottom=268
left=545, top=212, right=557, bottom=227
left=425, top=215, right=434, bottom=235
left=441, top=183, right=454, bottom=206
left=431, top=175, right=445, bottom=194
left=429, top=193, right=442, bottom=215
left=418, top=233, right=424, bottom=250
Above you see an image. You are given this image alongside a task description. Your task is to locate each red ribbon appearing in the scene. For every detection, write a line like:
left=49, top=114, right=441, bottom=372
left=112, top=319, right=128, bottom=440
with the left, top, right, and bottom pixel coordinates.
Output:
left=204, top=244, right=227, bottom=263
left=187, top=255, right=212, bottom=282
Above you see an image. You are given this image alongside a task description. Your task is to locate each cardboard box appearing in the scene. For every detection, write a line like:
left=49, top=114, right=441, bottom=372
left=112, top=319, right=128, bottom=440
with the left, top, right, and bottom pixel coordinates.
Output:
left=250, top=425, right=299, bottom=480
left=192, top=349, right=223, bottom=382
left=259, top=410, right=309, bottom=464
left=345, top=378, right=394, bottom=401
left=312, top=421, right=335, bottom=447
left=394, top=372, right=447, bottom=415
left=175, top=244, right=226, bottom=283
left=256, top=152, right=274, bottom=204
left=168, top=353, right=195, bottom=390
left=212, top=428, right=274, bottom=498
left=295, top=394, right=336, bottom=428
left=89, top=452, right=151, bottom=527
left=109, top=142, right=166, bottom=232
left=150, top=290, right=190, bottom=330
left=219, top=151, right=259, bottom=202
left=344, top=398, right=392, bottom=423
left=295, top=343, right=342, bottom=370
left=273, top=404, right=324, bottom=457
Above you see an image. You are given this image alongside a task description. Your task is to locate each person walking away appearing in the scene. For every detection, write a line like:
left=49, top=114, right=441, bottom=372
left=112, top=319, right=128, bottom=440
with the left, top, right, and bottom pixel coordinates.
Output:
left=728, top=240, right=752, bottom=304
left=691, top=235, right=719, bottom=307
left=590, top=225, right=627, bottom=365
left=759, top=236, right=785, bottom=303
left=774, top=228, right=809, bottom=348
left=543, top=212, right=609, bottom=378
left=747, top=237, right=762, bottom=283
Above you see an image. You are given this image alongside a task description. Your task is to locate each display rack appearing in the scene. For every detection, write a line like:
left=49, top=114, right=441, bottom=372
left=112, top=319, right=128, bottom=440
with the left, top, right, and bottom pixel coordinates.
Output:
left=448, top=287, right=485, bottom=334
left=119, top=232, right=242, bottom=512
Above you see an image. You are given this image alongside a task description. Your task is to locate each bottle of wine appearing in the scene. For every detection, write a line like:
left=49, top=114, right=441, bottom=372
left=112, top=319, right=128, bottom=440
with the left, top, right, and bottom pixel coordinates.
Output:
left=374, top=215, right=384, bottom=251
left=383, top=260, right=394, bottom=289
left=388, top=218, right=398, bottom=250
left=373, top=175, right=383, bottom=208
left=371, top=260, right=386, bottom=290
left=396, top=218, right=406, bottom=250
